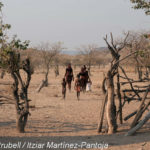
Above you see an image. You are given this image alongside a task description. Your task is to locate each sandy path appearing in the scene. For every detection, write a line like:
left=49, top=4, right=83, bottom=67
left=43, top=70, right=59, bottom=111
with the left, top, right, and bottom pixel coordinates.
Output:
left=0, top=67, right=150, bottom=150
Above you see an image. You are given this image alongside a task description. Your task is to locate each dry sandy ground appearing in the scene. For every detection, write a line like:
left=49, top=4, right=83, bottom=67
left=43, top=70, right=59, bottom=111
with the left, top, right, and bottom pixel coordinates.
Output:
left=0, top=66, right=150, bottom=150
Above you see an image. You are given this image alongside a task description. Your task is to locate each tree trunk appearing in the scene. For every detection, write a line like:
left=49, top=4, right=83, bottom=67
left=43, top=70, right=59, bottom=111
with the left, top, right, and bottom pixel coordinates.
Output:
left=106, top=71, right=117, bottom=134
left=36, top=65, right=49, bottom=92
left=16, top=113, right=28, bottom=133
left=36, top=80, right=46, bottom=93
left=11, top=59, right=32, bottom=133
left=44, top=65, right=49, bottom=87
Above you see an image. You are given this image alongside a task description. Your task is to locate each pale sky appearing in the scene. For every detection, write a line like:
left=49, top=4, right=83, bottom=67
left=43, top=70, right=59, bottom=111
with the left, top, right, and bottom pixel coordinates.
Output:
left=1, top=0, right=150, bottom=51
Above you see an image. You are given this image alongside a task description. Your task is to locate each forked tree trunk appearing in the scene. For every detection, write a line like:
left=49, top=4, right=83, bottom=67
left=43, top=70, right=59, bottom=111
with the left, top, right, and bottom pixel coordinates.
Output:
left=11, top=58, right=32, bottom=133
left=12, top=72, right=30, bottom=133
left=101, top=32, right=129, bottom=134
left=106, top=71, right=117, bottom=134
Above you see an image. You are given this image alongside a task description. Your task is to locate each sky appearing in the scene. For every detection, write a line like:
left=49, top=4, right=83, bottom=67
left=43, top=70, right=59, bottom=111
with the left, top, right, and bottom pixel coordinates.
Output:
left=1, top=0, right=150, bottom=51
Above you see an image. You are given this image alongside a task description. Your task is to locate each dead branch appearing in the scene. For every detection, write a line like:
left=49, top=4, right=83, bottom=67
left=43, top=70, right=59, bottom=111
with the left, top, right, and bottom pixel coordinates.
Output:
left=125, top=111, right=150, bottom=136
left=124, top=111, right=137, bottom=121
left=119, top=75, right=133, bottom=81
left=123, top=89, right=150, bottom=93
left=121, top=79, right=150, bottom=85
left=119, top=66, right=141, bottom=99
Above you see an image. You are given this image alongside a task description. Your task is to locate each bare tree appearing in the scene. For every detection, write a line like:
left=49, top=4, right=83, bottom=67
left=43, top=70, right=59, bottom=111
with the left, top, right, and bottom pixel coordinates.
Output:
left=125, top=31, right=150, bottom=80
left=36, top=42, right=63, bottom=92
left=97, top=32, right=133, bottom=134
left=97, top=32, right=150, bottom=135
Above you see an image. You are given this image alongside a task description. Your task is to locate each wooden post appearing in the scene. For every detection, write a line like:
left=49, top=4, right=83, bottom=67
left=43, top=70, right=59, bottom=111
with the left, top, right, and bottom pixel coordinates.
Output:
left=97, top=93, right=108, bottom=133
left=117, top=71, right=123, bottom=124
